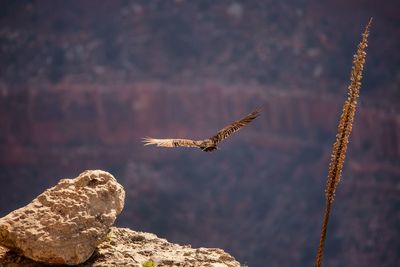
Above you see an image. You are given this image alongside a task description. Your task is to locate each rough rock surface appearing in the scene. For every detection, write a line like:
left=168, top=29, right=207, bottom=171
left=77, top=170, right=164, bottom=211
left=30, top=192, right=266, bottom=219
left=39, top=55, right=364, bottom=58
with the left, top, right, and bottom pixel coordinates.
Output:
left=0, top=170, right=125, bottom=265
left=0, top=227, right=242, bottom=267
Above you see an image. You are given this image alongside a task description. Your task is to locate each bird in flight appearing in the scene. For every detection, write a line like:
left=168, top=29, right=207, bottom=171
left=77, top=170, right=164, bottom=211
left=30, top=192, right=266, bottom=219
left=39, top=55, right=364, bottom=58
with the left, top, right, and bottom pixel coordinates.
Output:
left=143, top=108, right=260, bottom=152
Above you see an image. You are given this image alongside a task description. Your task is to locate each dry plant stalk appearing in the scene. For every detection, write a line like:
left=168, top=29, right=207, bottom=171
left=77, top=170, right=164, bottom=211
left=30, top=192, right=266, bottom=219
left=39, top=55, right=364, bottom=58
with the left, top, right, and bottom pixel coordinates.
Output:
left=315, top=18, right=372, bottom=267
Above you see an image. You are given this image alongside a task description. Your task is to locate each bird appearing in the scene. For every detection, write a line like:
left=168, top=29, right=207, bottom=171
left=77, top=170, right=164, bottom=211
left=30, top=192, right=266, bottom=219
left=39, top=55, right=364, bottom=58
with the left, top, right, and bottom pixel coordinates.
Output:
left=143, top=108, right=260, bottom=152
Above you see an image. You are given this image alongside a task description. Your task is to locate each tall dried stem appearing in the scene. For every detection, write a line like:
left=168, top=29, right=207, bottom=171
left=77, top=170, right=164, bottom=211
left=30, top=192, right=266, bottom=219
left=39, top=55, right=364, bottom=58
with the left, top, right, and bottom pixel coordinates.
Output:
left=315, top=18, right=372, bottom=267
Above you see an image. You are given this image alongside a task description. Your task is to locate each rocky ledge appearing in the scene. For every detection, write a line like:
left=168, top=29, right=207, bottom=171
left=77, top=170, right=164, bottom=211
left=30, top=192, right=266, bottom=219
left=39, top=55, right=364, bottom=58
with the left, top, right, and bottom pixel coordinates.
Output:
left=0, top=170, right=241, bottom=266
left=0, top=227, right=241, bottom=267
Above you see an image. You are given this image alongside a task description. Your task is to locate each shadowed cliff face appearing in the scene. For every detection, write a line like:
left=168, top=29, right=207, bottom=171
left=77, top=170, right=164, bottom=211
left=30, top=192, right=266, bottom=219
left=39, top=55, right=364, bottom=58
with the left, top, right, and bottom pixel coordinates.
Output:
left=0, top=1, right=399, bottom=267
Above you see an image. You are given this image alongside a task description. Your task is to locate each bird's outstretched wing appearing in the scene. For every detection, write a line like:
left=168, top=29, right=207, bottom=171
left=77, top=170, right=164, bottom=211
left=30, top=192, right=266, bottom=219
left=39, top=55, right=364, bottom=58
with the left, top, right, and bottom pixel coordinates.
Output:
left=142, top=137, right=200, bottom=148
left=210, top=108, right=261, bottom=144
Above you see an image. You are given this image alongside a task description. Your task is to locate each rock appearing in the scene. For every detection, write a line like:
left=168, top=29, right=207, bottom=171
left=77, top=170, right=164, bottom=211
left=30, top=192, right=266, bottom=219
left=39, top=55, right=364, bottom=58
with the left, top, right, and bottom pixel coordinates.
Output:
left=0, top=170, right=125, bottom=265
left=0, top=227, right=242, bottom=267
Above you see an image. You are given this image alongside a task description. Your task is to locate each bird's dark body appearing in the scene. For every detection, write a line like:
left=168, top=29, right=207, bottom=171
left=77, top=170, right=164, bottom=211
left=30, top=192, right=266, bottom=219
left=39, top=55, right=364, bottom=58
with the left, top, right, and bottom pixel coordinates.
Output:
left=196, top=140, right=216, bottom=152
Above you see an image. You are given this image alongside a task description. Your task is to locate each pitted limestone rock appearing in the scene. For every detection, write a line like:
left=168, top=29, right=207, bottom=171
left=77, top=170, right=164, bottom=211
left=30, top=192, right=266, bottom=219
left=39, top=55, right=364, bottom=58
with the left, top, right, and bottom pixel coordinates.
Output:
left=0, top=170, right=125, bottom=265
